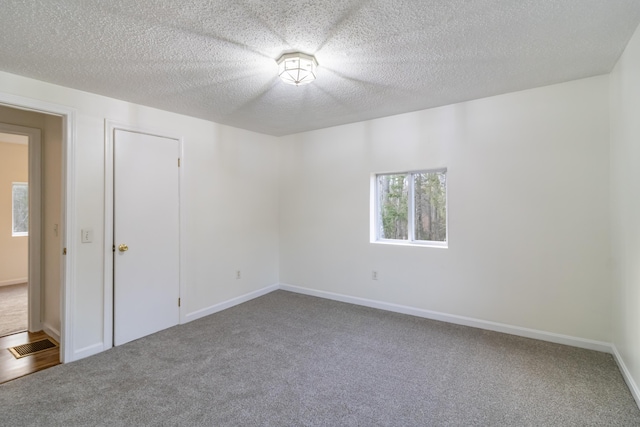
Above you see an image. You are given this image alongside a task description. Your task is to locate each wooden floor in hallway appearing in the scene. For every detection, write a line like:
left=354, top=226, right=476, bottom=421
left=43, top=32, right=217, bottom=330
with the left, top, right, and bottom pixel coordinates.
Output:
left=0, top=331, right=60, bottom=384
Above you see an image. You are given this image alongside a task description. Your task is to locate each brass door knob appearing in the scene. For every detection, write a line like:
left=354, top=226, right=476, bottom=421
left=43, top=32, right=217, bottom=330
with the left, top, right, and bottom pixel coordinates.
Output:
left=118, top=244, right=129, bottom=252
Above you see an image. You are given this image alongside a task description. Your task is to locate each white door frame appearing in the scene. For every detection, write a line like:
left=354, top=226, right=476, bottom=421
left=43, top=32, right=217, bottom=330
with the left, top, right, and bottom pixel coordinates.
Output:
left=0, top=123, right=42, bottom=333
left=0, top=93, right=77, bottom=363
left=103, top=120, right=185, bottom=349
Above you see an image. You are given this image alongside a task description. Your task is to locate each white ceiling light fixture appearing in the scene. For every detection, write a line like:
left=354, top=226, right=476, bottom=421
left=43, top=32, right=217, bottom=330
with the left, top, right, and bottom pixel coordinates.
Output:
left=276, top=52, right=318, bottom=86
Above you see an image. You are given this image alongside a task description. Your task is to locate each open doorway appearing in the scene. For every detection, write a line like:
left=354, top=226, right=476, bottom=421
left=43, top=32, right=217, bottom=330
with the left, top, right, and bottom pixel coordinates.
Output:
left=0, top=106, right=64, bottom=382
left=0, top=94, right=75, bottom=365
left=0, top=131, right=30, bottom=337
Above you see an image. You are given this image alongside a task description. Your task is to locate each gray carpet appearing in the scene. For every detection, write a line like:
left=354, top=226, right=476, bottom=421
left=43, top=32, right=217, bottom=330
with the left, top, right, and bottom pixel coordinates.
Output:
left=0, top=282, right=27, bottom=337
left=0, top=290, right=638, bottom=426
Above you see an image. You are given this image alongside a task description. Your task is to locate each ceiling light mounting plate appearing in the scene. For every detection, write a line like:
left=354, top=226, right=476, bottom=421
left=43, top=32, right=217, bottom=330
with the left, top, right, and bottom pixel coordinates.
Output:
left=276, top=52, right=318, bottom=86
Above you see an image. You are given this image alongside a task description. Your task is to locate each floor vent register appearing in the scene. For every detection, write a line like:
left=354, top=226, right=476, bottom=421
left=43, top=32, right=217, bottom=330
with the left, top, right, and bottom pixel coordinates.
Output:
left=9, top=338, right=58, bottom=359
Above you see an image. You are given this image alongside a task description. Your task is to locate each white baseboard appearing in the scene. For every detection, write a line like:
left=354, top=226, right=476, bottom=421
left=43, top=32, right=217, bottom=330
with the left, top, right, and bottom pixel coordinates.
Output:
left=42, top=322, right=60, bottom=342
left=73, top=342, right=105, bottom=361
left=0, top=278, right=28, bottom=287
left=279, top=283, right=613, bottom=354
left=184, top=283, right=279, bottom=323
left=612, top=345, right=640, bottom=409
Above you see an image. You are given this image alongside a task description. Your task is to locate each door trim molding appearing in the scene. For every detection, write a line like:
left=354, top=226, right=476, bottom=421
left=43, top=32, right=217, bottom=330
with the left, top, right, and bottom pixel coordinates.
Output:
left=0, top=122, right=42, bottom=333
left=0, top=93, right=77, bottom=364
left=104, top=120, right=185, bottom=350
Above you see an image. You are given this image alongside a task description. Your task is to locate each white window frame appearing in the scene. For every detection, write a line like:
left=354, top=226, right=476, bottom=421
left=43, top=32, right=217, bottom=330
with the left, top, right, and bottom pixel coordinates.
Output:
left=12, top=181, right=28, bottom=237
left=371, top=168, right=447, bottom=248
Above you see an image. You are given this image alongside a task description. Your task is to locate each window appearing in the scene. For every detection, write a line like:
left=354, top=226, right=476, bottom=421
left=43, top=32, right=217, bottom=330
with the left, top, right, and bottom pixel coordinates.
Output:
left=12, top=182, right=28, bottom=236
left=373, top=169, right=447, bottom=247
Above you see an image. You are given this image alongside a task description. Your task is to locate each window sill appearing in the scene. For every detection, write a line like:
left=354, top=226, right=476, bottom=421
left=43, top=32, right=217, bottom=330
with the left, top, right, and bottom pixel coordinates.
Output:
left=371, top=239, right=447, bottom=249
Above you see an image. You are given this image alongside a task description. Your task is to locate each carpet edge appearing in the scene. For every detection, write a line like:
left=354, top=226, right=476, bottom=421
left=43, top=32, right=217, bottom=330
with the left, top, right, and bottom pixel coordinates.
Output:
left=613, top=345, right=640, bottom=410
left=184, top=283, right=280, bottom=323
left=279, top=283, right=612, bottom=353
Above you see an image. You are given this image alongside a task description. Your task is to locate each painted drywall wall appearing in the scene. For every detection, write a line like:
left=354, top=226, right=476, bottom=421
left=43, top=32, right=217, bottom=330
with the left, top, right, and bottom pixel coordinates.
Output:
left=0, top=106, right=63, bottom=337
left=0, top=67, right=613, bottom=360
left=280, top=75, right=611, bottom=342
left=0, top=140, right=28, bottom=284
left=0, top=71, right=280, bottom=359
left=43, top=114, right=62, bottom=337
left=611, top=22, right=640, bottom=401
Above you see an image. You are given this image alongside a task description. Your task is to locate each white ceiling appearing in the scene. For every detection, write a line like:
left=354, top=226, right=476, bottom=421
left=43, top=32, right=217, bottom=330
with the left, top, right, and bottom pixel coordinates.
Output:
left=1, top=1, right=639, bottom=136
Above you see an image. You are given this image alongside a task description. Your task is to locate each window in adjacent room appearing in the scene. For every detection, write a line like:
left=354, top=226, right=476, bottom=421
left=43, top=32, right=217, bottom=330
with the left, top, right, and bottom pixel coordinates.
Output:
left=12, top=182, right=28, bottom=236
left=372, top=169, right=447, bottom=247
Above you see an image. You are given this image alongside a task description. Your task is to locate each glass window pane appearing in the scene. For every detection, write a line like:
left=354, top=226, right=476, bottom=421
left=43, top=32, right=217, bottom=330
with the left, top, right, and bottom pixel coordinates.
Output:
left=378, top=174, right=409, bottom=240
left=12, top=183, right=28, bottom=235
left=414, top=172, right=446, bottom=242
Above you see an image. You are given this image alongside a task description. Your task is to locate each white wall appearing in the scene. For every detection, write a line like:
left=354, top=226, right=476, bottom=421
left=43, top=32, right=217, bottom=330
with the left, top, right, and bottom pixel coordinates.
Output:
left=0, top=63, right=619, bottom=364
left=42, top=114, right=62, bottom=338
left=610, top=23, right=640, bottom=402
left=280, top=75, right=611, bottom=343
left=0, top=140, right=28, bottom=285
left=0, top=71, right=280, bottom=359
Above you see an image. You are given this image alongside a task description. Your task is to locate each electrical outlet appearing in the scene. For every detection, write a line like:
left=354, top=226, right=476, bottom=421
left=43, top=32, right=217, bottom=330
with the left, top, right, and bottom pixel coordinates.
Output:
left=372, top=270, right=378, bottom=280
left=236, top=270, right=241, bottom=280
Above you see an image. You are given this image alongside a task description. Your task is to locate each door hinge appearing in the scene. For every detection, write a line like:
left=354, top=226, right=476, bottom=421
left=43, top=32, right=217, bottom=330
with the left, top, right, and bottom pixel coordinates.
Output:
left=63, top=248, right=67, bottom=255
left=178, top=158, right=181, bottom=167
left=178, top=297, right=181, bottom=307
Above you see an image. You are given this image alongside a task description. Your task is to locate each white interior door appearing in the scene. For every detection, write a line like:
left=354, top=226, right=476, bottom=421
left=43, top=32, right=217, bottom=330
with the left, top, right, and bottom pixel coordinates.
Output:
left=114, top=129, right=180, bottom=346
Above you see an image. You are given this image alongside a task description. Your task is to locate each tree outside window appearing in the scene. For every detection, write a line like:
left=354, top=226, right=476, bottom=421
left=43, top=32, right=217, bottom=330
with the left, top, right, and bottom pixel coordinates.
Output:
left=376, top=170, right=446, bottom=246
left=12, top=182, right=28, bottom=236
left=413, top=172, right=447, bottom=242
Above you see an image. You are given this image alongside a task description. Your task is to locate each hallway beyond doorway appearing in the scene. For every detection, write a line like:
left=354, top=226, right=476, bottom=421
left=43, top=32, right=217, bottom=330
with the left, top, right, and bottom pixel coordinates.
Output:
left=0, top=283, right=27, bottom=337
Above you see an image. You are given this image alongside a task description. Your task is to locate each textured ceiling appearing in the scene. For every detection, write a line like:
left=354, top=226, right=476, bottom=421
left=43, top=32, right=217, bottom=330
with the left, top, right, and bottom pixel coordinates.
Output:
left=0, top=1, right=639, bottom=136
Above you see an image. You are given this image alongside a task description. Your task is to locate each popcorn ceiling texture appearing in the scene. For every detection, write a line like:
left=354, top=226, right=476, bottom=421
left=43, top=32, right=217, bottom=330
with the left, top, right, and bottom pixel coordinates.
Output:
left=0, top=0, right=639, bottom=136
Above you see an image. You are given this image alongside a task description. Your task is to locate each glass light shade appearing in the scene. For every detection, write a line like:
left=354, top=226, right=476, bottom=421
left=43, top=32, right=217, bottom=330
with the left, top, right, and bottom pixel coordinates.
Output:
left=276, top=52, right=318, bottom=86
